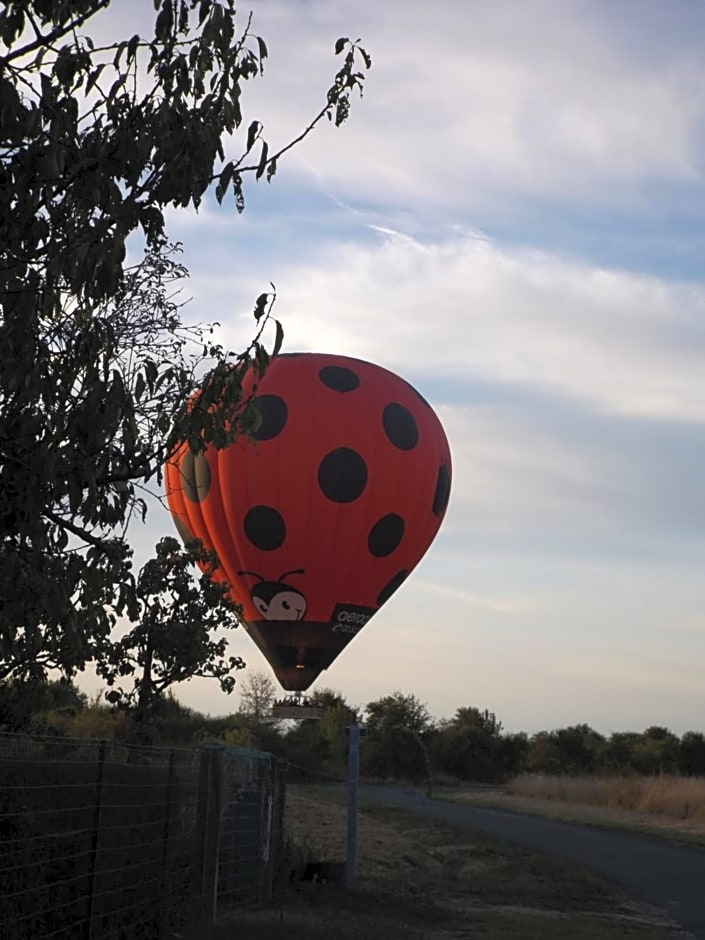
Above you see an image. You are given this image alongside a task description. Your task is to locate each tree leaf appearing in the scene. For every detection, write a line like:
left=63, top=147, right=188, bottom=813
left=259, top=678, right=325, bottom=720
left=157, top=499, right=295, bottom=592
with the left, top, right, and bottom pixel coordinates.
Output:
left=272, top=319, right=284, bottom=357
left=255, top=140, right=268, bottom=180
left=246, top=119, right=260, bottom=152
left=253, top=292, right=269, bottom=321
left=0, top=0, right=369, bottom=686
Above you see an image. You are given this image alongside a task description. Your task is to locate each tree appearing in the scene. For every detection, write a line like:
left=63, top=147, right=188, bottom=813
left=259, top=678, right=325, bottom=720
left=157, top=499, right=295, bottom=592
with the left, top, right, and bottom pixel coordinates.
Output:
left=431, top=707, right=510, bottom=782
left=365, top=692, right=432, bottom=738
left=679, top=731, right=705, bottom=776
left=363, top=692, right=433, bottom=781
left=631, top=726, right=680, bottom=775
left=551, top=724, right=605, bottom=774
left=451, top=706, right=504, bottom=737
left=0, top=1, right=370, bottom=680
left=525, top=731, right=565, bottom=775
left=524, top=725, right=606, bottom=775
left=0, top=676, right=87, bottom=731
left=97, top=536, right=243, bottom=720
left=237, top=669, right=278, bottom=724
left=280, top=688, right=358, bottom=778
left=601, top=731, right=643, bottom=773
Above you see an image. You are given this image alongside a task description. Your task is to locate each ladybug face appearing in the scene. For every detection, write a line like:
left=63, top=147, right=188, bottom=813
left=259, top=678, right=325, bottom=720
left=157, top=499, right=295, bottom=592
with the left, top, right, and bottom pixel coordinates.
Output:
left=253, top=587, right=308, bottom=621
left=165, top=353, right=452, bottom=690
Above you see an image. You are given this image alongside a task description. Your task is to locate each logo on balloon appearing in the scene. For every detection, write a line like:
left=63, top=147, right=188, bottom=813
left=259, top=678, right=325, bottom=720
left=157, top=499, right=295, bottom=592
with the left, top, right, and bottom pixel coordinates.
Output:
left=331, top=604, right=375, bottom=635
left=238, top=569, right=308, bottom=621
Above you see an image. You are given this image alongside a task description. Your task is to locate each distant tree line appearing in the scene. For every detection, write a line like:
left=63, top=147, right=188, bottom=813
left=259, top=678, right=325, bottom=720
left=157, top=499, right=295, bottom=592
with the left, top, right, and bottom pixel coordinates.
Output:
left=3, top=676, right=704, bottom=781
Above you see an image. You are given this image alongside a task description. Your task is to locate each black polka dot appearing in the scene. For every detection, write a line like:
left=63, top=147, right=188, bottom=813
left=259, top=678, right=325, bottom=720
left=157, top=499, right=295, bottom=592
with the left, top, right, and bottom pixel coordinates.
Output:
left=181, top=451, right=211, bottom=503
left=244, top=505, right=286, bottom=551
left=252, top=394, right=287, bottom=441
left=173, top=515, right=195, bottom=546
left=432, top=464, right=451, bottom=516
left=368, top=514, right=405, bottom=557
left=318, top=448, right=368, bottom=503
left=319, top=365, right=360, bottom=393
left=383, top=403, right=418, bottom=450
left=376, top=569, right=409, bottom=606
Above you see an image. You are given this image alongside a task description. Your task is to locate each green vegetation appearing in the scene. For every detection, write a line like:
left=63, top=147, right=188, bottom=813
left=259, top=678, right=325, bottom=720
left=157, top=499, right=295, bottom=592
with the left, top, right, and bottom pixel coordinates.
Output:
left=3, top=677, right=705, bottom=783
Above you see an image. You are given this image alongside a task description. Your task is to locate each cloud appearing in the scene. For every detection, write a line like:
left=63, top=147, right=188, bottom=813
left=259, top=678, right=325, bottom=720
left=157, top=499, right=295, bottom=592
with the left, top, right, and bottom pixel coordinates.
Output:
left=82, top=1, right=705, bottom=219
left=65, top=1, right=705, bottom=733
left=204, top=227, right=705, bottom=423
left=242, top=0, right=705, bottom=210
left=164, top=210, right=705, bottom=559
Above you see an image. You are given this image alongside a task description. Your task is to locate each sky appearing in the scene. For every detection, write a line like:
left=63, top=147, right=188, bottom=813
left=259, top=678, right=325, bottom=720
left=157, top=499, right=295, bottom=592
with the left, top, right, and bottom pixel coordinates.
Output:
left=84, top=0, right=705, bottom=735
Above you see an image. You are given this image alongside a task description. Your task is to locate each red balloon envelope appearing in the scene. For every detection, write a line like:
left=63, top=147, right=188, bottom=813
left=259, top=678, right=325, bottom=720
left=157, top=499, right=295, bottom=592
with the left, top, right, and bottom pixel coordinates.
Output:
left=164, top=353, right=451, bottom=691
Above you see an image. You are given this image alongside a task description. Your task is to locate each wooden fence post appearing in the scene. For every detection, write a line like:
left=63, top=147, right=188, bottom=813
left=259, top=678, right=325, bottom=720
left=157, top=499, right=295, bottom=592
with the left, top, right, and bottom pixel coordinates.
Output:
left=193, top=747, right=223, bottom=925
left=159, top=749, right=176, bottom=937
left=85, top=740, right=106, bottom=940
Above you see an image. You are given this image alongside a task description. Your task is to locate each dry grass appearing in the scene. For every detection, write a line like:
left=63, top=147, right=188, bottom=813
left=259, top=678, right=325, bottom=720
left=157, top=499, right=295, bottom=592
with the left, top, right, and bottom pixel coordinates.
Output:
left=283, top=787, right=450, bottom=889
left=442, top=776, right=705, bottom=844
left=205, top=786, right=689, bottom=940
left=508, top=774, right=705, bottom=823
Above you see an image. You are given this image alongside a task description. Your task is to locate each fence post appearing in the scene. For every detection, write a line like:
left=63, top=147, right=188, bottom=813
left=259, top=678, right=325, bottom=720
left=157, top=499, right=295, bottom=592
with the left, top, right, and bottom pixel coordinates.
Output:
left=159, top=749, right=176, bottom=938
left=345, top=724, right=361, bottom=890
left=192, top=748, right=210, bottom=911
left=193, top=747, right=223, bottom=925
left=85, top=740, right=106, bottom=940
left=258, top=759, right=275, bottom=905
left=265, top=759, right=288, bottom=904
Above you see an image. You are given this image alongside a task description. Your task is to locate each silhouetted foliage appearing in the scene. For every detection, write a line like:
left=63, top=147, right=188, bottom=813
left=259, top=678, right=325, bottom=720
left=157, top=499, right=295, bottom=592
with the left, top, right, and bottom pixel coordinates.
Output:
left=5, top=676, right=705, bottom=787
left=0, top=0, right=370, bottom=682
left=363, top=692, right=433, bottom=781
left=97, top=537, right=243, bottom=720
left=679, top=731, right=705, bottom=776
left=0, top=677, right=87, bottom=731
left=430, top=708, right=525, bottom=782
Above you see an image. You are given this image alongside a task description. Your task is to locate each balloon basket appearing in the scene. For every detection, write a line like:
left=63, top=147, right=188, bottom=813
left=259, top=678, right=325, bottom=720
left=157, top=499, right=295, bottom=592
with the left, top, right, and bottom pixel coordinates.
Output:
left=272, top=699, right=324, bottom=720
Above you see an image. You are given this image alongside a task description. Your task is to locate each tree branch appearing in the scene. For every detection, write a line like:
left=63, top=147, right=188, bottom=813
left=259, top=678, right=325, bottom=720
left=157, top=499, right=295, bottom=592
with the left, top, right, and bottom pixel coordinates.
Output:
left=0, top=3, right=110, bottom=66
left=42, top=508, right=112, bottom=550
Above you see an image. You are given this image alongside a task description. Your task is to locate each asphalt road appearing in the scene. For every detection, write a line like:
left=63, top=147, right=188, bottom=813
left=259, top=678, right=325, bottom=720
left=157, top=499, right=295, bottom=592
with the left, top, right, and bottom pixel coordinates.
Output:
left=362, top=785, right=705, bottom=937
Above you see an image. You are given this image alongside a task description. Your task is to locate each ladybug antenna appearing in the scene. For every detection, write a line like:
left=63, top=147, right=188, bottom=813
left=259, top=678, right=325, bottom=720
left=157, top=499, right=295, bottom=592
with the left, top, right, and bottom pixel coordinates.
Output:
left=277, top=569, right=304, bottom=582
left=237, top=570, right=265, bottom=582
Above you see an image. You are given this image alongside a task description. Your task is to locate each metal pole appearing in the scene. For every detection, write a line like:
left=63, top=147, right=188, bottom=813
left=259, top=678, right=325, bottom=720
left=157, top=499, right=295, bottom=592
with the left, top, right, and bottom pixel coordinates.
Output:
left=345, top=723, right=360, bottom=890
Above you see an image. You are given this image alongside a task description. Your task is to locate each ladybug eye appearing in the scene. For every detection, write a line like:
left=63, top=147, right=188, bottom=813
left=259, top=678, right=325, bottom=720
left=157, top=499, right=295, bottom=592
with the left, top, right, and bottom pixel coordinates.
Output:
left=282, top=600, right=290, bottom=610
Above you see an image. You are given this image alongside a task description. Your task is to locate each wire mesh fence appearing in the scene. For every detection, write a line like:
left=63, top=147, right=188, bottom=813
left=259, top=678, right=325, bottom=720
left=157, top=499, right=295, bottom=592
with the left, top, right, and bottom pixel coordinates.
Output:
left=0, top=731, right=288, bottom=939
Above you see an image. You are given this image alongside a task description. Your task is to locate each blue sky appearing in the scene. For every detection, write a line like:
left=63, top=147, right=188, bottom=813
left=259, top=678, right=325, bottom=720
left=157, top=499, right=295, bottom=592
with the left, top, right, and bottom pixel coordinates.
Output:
left=93, top=0, right=705, bottom=734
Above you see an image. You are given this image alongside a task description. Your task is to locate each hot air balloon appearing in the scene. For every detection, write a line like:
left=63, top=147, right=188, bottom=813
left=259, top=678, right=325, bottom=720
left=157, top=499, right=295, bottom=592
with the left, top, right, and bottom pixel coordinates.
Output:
left=164, top=353, right=451, bottom=691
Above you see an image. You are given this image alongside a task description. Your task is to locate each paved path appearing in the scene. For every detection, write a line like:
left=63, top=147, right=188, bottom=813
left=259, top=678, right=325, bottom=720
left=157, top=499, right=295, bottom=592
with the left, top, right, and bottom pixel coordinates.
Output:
left=362, top=785, right=705, bottom=937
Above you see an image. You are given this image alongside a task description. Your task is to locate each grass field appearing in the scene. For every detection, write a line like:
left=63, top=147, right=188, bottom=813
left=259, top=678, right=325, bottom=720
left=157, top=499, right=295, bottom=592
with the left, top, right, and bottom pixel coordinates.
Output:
left=442, top=776, right=705, bottom=844
left=508, top=773, right=705, bottom=820
left=204, top=787, right=687, bottom=939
